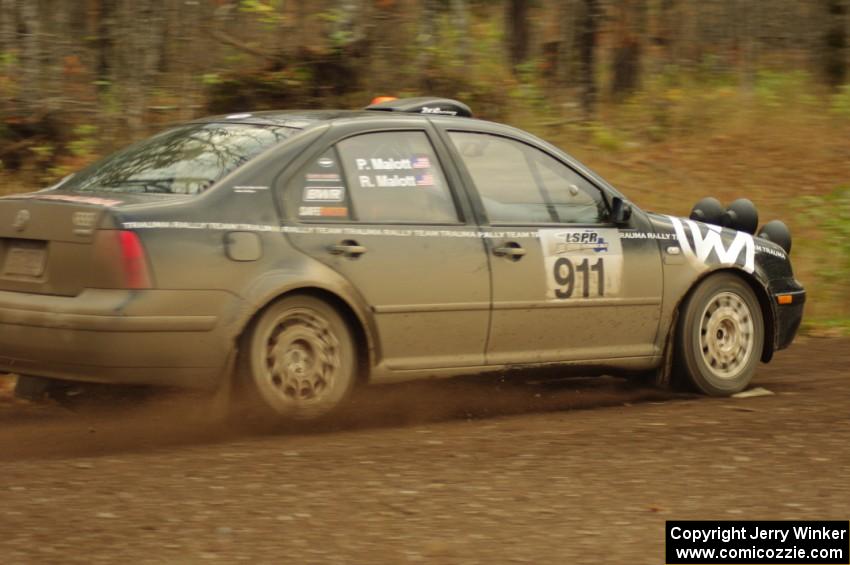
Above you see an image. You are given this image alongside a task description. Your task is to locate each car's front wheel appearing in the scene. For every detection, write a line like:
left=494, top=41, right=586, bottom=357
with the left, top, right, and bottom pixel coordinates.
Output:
left=236, top=295, right=357, bottom=421
left=676, top=273, right=764, bottom=396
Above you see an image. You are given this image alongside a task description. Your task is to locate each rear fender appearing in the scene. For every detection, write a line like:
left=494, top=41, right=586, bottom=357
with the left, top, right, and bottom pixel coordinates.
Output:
left=222, top=261, right=379, bottom=371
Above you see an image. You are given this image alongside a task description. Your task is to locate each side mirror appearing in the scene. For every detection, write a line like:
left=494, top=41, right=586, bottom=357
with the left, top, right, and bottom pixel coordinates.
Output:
left=611, top=196, right=632, bottom=225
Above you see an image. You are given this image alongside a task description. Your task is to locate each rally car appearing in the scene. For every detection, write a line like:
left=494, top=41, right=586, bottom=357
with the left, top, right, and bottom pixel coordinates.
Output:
left=0, top=97, right=805, bottom=419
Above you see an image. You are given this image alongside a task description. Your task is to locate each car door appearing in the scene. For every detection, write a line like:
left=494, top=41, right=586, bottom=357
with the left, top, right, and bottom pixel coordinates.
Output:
left=443, top=129, right=664, bottom=365
left=281, top=126, right=491, bottom=371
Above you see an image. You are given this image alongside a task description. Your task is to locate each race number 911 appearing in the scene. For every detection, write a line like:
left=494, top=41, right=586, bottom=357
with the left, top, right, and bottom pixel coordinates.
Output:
left=553, top=257, right=604, bottom=298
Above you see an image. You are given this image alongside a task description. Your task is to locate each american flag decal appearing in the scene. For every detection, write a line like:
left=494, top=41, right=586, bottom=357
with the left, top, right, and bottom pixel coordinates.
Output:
left=411, top=156, right=431, bottom=169
left=415, top=173, right=434, bottom=187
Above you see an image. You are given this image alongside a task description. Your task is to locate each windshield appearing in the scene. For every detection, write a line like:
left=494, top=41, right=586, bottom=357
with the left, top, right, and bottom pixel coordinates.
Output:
left=63, top=122, right=298, bottom=195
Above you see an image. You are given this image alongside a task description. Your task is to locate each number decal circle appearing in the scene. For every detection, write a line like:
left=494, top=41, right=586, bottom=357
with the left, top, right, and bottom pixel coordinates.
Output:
left=539, top=228, right=623, bottom=300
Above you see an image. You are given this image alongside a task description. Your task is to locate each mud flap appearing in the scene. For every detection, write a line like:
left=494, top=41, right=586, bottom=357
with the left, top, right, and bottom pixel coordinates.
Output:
left=206, top=346, right=238, bottom=423
left=652, top=308, right=679, bottom=389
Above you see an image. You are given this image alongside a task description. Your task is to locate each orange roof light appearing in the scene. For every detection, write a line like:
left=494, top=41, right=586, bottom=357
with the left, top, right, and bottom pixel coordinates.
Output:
left=370, top=96, right=398, bottom=105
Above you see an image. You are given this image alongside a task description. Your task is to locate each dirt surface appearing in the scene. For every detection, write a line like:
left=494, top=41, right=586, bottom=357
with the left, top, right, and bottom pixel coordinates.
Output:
left=0, top=337, right=847, bottom=564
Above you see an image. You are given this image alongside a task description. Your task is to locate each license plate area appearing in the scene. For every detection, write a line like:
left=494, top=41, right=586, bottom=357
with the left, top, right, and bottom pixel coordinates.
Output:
left=3, top=240, right=47, bottom=278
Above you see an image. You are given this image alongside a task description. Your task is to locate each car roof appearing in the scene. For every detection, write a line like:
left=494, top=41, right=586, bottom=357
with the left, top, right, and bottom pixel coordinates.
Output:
left=191, top=109, right=367, bottom=128
left=191, top=109, right=488, bottom=130
left=191, top=97, right=481, bottom=130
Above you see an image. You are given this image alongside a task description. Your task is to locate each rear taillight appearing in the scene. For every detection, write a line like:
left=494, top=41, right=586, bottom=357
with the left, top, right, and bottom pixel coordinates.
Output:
left=91, top=230, right=152, bottom=289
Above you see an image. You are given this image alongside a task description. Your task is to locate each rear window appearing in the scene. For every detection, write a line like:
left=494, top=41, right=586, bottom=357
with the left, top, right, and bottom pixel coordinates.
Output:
left=63, top=123, right=298, bottom=195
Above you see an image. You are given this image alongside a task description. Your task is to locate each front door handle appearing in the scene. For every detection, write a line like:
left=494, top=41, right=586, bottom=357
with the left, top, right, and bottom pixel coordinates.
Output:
left=328, top=240, right=367, bottom=258
left=492, top=242, right=526, bottom=260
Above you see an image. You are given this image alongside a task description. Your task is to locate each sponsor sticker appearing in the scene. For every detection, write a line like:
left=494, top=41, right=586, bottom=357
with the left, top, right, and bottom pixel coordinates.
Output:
left=302, top=187, right=345, bottom=202
left=621, top=226, right=785, bottom=262
left=233, top=185, right=269, bottom=194
left=299, top=206, right=348, bottom=218
left=1, top=193, right=123, bottom=207
left=121, top=221, right=541, bottom=240
left=420, top=106, right=457, bottom=115
left=305, top=173, right=342, bottom=183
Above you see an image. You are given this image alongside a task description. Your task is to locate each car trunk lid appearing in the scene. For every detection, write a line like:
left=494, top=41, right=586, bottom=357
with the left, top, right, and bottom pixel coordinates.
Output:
left=0, top=192, right=151, bottom=296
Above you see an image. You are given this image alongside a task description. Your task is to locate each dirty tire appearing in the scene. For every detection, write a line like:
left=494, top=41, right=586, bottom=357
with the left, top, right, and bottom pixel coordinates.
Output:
left=676, top=273, right=764, bottom=396
left=236, top=295, right=357, bottom=422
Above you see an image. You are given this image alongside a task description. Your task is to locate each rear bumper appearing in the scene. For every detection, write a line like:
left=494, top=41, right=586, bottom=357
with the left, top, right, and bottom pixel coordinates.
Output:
left=0, top=289, right=241, bottom=389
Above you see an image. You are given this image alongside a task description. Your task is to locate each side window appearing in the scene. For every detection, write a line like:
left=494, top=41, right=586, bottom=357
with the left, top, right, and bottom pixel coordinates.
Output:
left=448, top=132, right=609, bottom=225
left=292, top=148, right=351, bottom=221
left=336, top=131, right=459, bottom=224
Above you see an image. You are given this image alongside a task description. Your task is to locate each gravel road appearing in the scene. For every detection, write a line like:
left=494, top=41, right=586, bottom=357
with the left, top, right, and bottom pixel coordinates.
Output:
left=0, top=337, right=847, bottom=564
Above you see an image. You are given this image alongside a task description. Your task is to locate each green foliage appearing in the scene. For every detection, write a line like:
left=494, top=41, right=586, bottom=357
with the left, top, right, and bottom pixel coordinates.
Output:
left=508, top=61, right=547, bottom=110
left=68, top=124, right=98, bottom=159
left=830, top=84, right=850, bottom=118
left=801, top=317, right=850, bottom=336
left=29, top=144, right=54, bottom=160
left=239, top=0, right=284, bottom=26
left=588, top=123, right=626, bottom=151
left=798, top=186, right=850, bottom=284
left=754, top=70, right=810, bottom=108
left=201, top=73, right=223, bottom=86
left=319, top=7, right=355, bottom=49
left=0, top=50, right=16, bottom=67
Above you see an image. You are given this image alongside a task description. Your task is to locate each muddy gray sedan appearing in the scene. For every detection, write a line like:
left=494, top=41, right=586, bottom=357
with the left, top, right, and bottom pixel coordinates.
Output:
left=0, top=97, right=805, bottom=419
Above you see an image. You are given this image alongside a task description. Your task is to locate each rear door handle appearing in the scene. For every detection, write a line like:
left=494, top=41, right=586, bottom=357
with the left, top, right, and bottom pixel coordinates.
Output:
left=492, top=242, right=526, bottom=259
left=327, top=240, right=367, bottom=257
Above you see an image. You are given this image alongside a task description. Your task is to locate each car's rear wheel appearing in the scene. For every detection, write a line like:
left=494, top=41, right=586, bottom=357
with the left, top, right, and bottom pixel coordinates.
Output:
left=236, top=295, right=357, bottom=421
left=676, top=273, right=764, bottom=396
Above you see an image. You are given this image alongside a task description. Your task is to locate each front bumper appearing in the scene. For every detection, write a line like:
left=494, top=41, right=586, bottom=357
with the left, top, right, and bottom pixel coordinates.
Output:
left=0, top=288, right=241, bottom=389
left=773, top=289, right=806, bottom=351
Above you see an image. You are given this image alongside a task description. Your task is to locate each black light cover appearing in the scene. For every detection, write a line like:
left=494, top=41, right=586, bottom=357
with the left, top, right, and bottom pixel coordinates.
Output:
left=758, top=219, right=792, bottom=254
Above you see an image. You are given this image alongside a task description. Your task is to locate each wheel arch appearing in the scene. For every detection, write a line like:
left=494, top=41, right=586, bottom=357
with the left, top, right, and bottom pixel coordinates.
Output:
left=674, top=267, right=776, bottom=363
left=233, top=285, right=375, bottom=386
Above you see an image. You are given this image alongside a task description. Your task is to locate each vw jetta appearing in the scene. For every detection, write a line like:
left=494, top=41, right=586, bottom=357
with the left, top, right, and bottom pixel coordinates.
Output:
left=0, top=97, right=805, bottom=419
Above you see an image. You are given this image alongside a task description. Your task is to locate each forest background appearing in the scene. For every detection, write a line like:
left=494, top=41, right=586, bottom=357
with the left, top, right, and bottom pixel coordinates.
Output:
left=0, top=0, right=848, bottom=329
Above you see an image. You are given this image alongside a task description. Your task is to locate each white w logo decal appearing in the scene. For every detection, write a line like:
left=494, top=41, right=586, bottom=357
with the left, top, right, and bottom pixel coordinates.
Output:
left=668, top=216, right=755, bottom=273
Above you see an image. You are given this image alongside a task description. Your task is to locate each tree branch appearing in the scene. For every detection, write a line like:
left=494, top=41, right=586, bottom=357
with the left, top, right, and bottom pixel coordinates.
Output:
left=209, top=28, right=279, bottom=63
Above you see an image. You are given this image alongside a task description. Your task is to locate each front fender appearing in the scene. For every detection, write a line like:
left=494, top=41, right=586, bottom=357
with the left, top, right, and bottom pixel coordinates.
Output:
left=647, top=213, right=794, bottom=363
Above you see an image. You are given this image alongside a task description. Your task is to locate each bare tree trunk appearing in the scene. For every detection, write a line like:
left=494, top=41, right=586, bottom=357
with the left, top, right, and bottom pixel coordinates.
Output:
left=844, top=2, right=850, bottom=74
left=611, top=0, right=646, bottom=98
left=556, top=0, right=576, bottom=88
left=736, top=0, right=758, bottom=93
left=370, top=1, right=402, bottom=93
left=43, top=0, right=69, bottom=112
left=656, top=0, right=678, bottom=66
left=505, top=0, right=530, bottom=71
left=19, top=0, right=42, bottom=114
left=0, top=0, right=15, bottom=54
left=823, top=0, right=848, bottom=87
left=418, top=0, right=439, bottom=88
left=451, top=0, right=470, bottom=67
left=94, top=0, right=115, bottom=96
left=577, top=0, right=599, bottom=120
